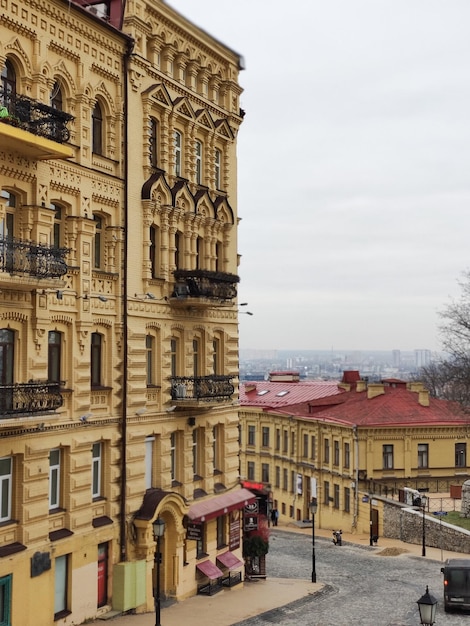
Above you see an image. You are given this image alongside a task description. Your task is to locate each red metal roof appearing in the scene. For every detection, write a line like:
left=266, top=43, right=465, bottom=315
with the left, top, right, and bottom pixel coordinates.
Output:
left=188, top=488, right=256, bottom=523
left=315, top=386, right=468, bottom=427
left=240, top=380, right=344, bottom=409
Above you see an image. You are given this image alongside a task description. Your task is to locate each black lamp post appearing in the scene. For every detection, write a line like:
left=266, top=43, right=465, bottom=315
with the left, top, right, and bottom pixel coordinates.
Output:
left=152, top=517, right=166, bottom=626
left=417, top=585, right=438, bottom=625
left=310, top=497, right=318, bottom=583
left=421, top=495, right=427, bottom=557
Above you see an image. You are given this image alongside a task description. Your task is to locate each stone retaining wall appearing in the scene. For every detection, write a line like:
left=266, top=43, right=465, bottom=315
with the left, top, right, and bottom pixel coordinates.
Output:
left=383, top=499, right=470, bottom=553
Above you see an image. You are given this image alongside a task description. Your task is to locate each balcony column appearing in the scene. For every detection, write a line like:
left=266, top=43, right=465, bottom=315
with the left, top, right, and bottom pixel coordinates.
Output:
left=24, top=205, right=55, bottom=246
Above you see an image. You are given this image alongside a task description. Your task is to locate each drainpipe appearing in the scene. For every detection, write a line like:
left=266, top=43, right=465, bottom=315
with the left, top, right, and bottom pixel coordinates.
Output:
left=120, top=35, right=134, bottom=563
left=353, top=425, right=359, bottom=529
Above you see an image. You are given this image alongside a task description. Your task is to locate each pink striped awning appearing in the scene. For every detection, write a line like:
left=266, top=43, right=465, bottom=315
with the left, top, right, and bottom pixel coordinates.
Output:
left=188, top=488, right=256, bottom=523
left=196, top=560, right=223, bottom=580
left=216, top=551, right=243, bottom=570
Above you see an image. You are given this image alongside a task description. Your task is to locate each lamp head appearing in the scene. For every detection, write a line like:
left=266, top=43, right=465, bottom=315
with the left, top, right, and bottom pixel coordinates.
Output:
left=152, top=517, right=166, bottom=539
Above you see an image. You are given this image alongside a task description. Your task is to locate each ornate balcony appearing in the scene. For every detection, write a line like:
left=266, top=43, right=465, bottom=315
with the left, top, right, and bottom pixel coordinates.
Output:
left=170, top=269, right=240, bottom=307
left=0, top=238, right=69, bottom=279
left=0, top=89, right=74, bottom=160
left=170, top=375, right=235, bottom=406
left=0, top=381, right=63, bottom=417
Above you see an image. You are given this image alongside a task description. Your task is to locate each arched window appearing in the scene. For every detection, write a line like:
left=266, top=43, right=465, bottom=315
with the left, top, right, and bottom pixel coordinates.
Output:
left=174, top=130, right=182, bottom=177
left=195, top=236, right=203, bottom=270
left=50, top=81, right=63, bottom=110
left=174, top=231, right=183, bottom=270
left=92, top=101, right=103, bottom=155
left=51, top=203, right=63, bottom=249
left=195, top=140, right=203, bottom=184
left=1, top=60, right=16, bottom=110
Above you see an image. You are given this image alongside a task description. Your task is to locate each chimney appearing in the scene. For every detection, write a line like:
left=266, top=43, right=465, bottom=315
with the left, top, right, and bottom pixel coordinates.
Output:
left=244, top=383, right=257, bottom=393
left=408, top=382, right=425, bottom=393
left=367, top=383, right=385, bottom=399
left=356, top=380, right=367, bottom=393
left=418, top=390, right=430, bottom=407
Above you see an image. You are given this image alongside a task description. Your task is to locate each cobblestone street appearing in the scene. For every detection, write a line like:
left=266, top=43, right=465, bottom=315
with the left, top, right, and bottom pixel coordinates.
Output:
left=233, top=529, right=469, bottom=626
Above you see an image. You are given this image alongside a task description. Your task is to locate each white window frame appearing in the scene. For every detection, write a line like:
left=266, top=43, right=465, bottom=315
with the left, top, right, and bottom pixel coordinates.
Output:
left=54, top=554, right=68, bottom=616
left=214, top=149, right=221, bottom=189
left=0, top=457, right=12, bottom=522
left=92, top=442, right=102, bottom=498
left=49, top=448, right=61, bottom=510
left=174, top=130, right=182, bottom=177
left=195, top=140, right=202, bottom=184
left=145, top=436, right=155, bottom=490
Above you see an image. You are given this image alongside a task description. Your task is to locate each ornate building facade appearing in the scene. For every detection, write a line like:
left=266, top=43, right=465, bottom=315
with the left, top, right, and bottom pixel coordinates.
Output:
left=0, top=0, right=246, bottom=624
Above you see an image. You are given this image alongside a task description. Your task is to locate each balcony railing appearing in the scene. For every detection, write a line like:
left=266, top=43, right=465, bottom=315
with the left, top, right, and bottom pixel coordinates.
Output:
left=172, top=270, right=239, bottom=303
left=0, top=89, right=73, bottom=143
left=170, top=375, right=235, bottom=403
left=0, top=381, right=63, bottom=417
left=0, top=238, right=69, bottom=278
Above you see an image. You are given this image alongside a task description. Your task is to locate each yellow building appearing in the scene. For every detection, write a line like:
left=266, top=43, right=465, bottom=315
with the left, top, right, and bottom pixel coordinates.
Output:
left=0, top=0, right=245, bottom=624
left=239, top=371, right=470, bottom=540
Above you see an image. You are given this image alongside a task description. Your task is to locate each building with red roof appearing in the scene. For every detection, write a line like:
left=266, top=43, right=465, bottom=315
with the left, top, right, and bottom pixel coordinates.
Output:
left=239, top=371, right=470, bottom=537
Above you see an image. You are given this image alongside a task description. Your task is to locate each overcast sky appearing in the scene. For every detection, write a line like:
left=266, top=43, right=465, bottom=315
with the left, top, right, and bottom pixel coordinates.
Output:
left=168, top=1, right=470, bottom=353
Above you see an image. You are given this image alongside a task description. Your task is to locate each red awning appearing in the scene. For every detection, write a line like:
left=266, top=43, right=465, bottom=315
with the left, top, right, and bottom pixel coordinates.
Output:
left=188, top=488, right=256, bottom=523
left=216, top=551, right=244, bottom=571
left=196, top=560, right=224, bottom=580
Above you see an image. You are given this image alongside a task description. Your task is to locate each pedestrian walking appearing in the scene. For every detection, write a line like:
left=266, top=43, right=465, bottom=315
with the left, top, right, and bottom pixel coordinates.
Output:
left=271, top=508, right=279, bottom=526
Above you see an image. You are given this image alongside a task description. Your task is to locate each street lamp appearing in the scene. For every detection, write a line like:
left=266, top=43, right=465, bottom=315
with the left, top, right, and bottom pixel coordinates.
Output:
left=421, top=495, right=427, bottom=557
left=310, top=497, right=318, bottom=583
left=152, top=517, right=166, bottom=626
left=417, top=585, right=438, bottom=625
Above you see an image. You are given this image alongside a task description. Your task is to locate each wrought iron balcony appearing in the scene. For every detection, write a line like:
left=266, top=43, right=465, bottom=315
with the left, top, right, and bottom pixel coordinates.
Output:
left=0, top=238, right=69, bottom=278
left=0, top=381, right=63, bottom=417
left=0, top=89, right=73, bottom=143
left=171, top=269, right=240, bottom=305
left=170, top=375, right=235, bottom=404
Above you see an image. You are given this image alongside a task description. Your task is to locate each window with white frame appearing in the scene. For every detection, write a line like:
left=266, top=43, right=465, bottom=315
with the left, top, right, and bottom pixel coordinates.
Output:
left=195, top=140, right=202, bottom=184
left=93, top=214, right=103, bottom=269
left=92, top=442, right=102, bottom=499
left=0, top=457, right=12, bottom=522
left=214, top=148, right=221, bottom=189
left=145, top=436, right=155, bottom=490
left=49, top=449, right=61, bottom=510
left=344, top=442, right=350, bottom=468
left=174, top=130, right=182, bottom=176
left=213, top=424, right=223, bottom=473
left=54, top=554, right=69, bottom=617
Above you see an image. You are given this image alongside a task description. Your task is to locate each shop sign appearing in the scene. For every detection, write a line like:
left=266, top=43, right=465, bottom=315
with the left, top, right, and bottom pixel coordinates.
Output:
left=229, top=510, right=241, bottom=550
left=187, top=523, right=203, bottom=541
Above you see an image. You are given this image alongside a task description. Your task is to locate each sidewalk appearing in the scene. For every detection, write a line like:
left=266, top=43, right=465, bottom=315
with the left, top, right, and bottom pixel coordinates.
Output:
left=95, top=523, right=462, bottom=626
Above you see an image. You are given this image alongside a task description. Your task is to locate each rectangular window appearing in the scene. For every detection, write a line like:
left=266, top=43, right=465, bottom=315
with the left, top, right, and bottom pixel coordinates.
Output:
left=93, top=215, right=103, bottom=269
left=192, top=428, right=202, bottom=479
left=282, top=468, right=288, bottom=491
left=145, top=436, right=155, bottom=490
left=216, top=515, right=226, bottom=548
left=92, top=442, right=102, bottom=499
left=283, top=430, right=288, bottom=453
left=417, top=443, right=428, bottom=469
left=311, top=436, right=316, bottom=460
left=303, top=434, right=308, bottom=458
left=275, top=428, right=280, bottom=451
left=324, top=439, right=330, bottom=464
left=0, top=457, right=12, bottom=522
left=344, top=487, right=351, bottom=513
left=290, top=470, right=295, bottom=493
left=248, top=425, right=255, bottom=446
left=91, top=332, right=102, bottom=387
left=213, top=424, right=223, bottom=473
left=149, top=117, right=158, bottom=167
left=54, top=554, right=68, bottom=617
left=344, top=442, right=350, bottom=469
left=383, top=444, right=394, bottom=470
left=456, top=443, right=466, bottom=468
left=196, top=526, right=206, bottom=558
left=170, top=432, right=178, bottom=483
left=275, top=466, right=280, bottom=488
left=48, top=331, right=62, bottom=383
left=49, top=449, right=61, bottom=510
left=247, top=461, right=255, bottom=481
left=150, top=225, right=159, bottom=278
left=290, top=433, right=295, bottom=456
left=0, top=575, right=12, bottom=626
left=333, top=440, right=340, bottom=466
left=261, top=463, right=269, bottom=483
left=192, top=338, right=200, bottom=378
left=333, top=483, right=340, bottom=509
left=214, top=149, right=221, bottom=189
left=323, top=481, right=330, bottom=505
left=174, top=130, right=182, bottom=177
left=195, top=140, right=203, bottom=184
left=262, top=427, right=270, bottom=448
left=146, top=335, right=154, bottom=386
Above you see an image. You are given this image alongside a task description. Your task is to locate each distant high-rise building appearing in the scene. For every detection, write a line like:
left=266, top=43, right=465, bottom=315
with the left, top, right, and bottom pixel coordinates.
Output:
left=415, top=349, right=431, bottom=368
left=392, top=350, right=401, bottom=367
